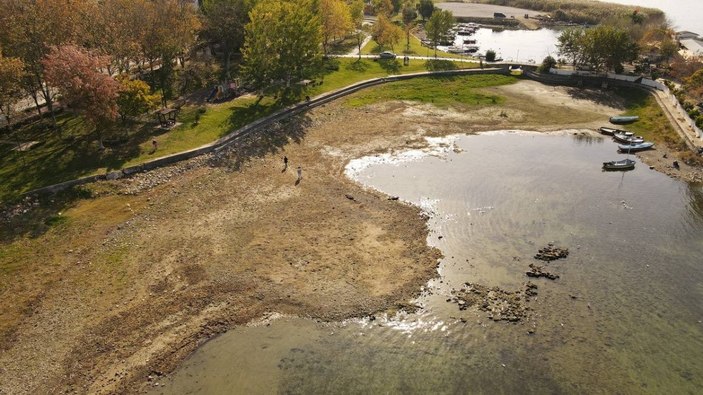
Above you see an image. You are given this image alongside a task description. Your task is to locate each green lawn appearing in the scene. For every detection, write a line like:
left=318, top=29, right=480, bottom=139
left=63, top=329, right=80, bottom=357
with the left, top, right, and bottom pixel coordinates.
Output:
left=613, top=88, right=685, bottom=149
left=309, top=57, right=475, bottom=96
left=362, top=34, right=466, bottom=60
left=344, top=74, right=517, bottom=107
left=0, top=96, right=281, bottom=201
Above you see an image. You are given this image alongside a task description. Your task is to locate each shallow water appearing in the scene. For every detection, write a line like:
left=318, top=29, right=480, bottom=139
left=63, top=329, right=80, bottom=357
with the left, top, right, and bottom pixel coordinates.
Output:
left=155, top=132, right=703, bottom=394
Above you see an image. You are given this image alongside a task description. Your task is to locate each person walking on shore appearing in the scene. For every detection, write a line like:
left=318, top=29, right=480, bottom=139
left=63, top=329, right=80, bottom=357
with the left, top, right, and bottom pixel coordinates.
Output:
left=283, top=156, right=288, bottom=171
left=296, top=166, right=302, bottom=182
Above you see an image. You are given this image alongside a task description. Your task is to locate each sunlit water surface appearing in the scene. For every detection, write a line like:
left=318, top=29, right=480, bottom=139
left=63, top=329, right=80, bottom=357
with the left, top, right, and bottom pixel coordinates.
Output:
left=154, top=132, right=703, bottom=394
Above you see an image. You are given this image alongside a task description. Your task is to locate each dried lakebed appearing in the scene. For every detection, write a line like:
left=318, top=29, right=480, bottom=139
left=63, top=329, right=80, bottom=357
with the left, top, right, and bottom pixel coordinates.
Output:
left=155, top=132, right=703, bottom=394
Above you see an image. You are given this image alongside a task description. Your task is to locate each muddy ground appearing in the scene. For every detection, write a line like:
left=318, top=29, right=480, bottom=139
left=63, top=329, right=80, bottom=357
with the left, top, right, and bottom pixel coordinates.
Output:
left=1, top=80, right=701, bottom=395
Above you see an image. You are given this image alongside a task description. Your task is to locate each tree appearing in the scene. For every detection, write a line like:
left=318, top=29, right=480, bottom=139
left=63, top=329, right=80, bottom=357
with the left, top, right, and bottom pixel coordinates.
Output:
left=241, top=0, right=323, bottom=101
left=43, top=45, right=120, bottom=147
left=319, top=0, right=353, bottom=55
left=84, top=0, right=143, bottom=75
left=349, top=0, right=366, bottom=61
left=659, top=38, right=678, bottom=61
left=373, top=0, right=393, bottom=18
left=402, top=6, right=418, bottom=51
left=558, top=25, right=637, bottom=72
left=0, top=53, right=25, bottom=139
left=116, top=78, right=160, bottom=123
left=201, top=0, right=252, bottom=79
left=417, top=0, right=434, bottom=21
left=373, top=15, right=403, bottom=51
left=138, top=0, right=201, bottom=104
left=538, top=56, right=557, bottom=73
left=557, top=28, right=585, bottom=67
left=581, top=25, right=638, bottom=72
left=425, top=10, right=454, bottom=58
left=0, top=0, right=91, bottom=126
left=485, top=49, right=496, bottom=62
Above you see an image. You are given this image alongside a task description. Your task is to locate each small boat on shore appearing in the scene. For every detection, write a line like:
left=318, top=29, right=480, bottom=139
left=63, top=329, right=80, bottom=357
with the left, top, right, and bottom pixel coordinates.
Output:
left=603, top=158, right=636, bottom=171
left=610, top=115, right=640, bottom=125
left=613, top=132, right=644, bottom=144
left=598, top=126, right=629, bottom=136
left=618, top=142, right=654, bottom=152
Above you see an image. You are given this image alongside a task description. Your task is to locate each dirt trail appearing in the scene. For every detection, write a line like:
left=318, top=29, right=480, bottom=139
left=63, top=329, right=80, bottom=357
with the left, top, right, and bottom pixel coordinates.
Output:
left=1, top=80, right=700, bottom=394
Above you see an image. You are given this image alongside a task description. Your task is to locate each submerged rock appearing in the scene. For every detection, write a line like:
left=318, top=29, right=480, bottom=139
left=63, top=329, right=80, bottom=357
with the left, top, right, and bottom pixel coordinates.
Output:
left=448, top=282, right=538, bottom=323
left=534, top=243, right=569, bottom=261
left=526, top=263, right=559, bottom=280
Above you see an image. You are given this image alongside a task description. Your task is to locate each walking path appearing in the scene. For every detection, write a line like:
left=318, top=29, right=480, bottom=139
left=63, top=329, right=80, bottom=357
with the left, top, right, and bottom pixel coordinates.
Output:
left=651, top=89, right=703, bottom=151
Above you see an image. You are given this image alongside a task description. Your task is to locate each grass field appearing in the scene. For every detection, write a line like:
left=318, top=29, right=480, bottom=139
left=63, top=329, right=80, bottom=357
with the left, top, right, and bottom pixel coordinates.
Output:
left=613, top=88, right=685, bottom=149
left=361, top=34, right=464, bottom=60
left=345, top=74, right=516, bottom=107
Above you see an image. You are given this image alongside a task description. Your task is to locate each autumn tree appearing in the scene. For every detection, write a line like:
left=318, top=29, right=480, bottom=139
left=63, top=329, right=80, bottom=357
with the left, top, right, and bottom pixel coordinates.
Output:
left=425, top=9, right=454, bottom=57
left=43, top=45, right=120, bottom=147
left=0, top=53, right=25, bottom=137
left=82, top=0, right=143, bottom=75
left=320, top=0, right=353, bottom=55
left=373, top=0, right=394, bottom=18
left=138, top=0, right=201, bottom=104
left=116, top=78, right=161, bottom=123
left=373, top=15, right=403, bottom=51
left=241, top=0, right=323, bottom=101
left=0, top=0, right=90, bottom=125
left=417, top=0, right=434, bottom=21
left=349, top=0, right=366, bottom=60
left=201, top=0, right=252, bottom=79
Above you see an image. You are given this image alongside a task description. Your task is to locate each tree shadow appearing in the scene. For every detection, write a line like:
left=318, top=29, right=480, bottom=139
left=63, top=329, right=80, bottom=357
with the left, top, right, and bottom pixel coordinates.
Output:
left=564, top=86, right=629, bottom=109
left=212, top=114, right=311, bottom=172
left=345, top=59, right=371, bottom=72
left=425, top=59, right=457, bottom=71
left=328, top=37, right=358, bottom=55
left=0, top=187, right=91, bottom=243
left=378, top=59, right=401, bottom=73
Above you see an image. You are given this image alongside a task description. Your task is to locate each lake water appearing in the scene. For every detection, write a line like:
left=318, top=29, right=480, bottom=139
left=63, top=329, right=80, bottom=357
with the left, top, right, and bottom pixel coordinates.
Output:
left=154, top=132, right=703, bottom=394
left=599, top=0, right=703, bottom=33
left=437, top=28, right=562, bottom=63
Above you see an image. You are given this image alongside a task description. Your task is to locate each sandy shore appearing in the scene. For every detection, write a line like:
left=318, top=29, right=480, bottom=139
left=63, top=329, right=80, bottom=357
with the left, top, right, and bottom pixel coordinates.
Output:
left=1, top=80, right=700, bottom=394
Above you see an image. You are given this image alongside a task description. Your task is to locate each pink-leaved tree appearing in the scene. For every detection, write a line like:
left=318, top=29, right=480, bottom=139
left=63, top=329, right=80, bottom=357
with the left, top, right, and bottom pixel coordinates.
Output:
left=42, top=45, right=120, bottom=148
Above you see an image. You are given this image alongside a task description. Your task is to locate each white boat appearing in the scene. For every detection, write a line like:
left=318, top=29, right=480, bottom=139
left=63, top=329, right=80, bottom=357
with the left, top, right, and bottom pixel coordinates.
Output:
left=618, top=142, right=654, bottom=152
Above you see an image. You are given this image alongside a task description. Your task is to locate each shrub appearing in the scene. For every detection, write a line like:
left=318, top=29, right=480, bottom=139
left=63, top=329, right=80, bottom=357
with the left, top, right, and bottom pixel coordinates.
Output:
left=538, top=56, right=557, bottom=73
left=425, top=59, right=457, bottom=71
left=485, top=50, right=496, bottom=62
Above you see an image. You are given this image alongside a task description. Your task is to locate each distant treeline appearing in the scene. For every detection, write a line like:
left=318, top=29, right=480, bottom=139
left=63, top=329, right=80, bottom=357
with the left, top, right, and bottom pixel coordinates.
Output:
left=477, top=0, right=666, bottom=25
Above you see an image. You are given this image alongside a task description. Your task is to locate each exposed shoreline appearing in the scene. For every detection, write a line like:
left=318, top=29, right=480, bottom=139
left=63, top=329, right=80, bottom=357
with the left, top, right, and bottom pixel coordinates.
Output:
left=1, top=80, right=701, bottom=394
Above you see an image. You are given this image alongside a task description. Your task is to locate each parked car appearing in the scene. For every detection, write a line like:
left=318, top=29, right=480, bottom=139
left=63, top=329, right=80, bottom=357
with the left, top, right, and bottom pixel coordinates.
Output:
left=378, top=51, right=396, bottom=59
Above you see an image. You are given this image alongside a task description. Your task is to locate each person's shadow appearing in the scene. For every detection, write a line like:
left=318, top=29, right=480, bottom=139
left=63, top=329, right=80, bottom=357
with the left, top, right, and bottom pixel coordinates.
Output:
left=295, top=179, right=300, bottom=186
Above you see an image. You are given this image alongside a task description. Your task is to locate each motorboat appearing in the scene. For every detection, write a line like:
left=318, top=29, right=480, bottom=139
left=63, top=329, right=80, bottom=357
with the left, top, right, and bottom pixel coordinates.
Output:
left=610, top=115, right=640, bottom=124
left=598, top=126, right=628, bottom=136
left=613, top=132, right=644, bottom=144
left=618, top=142, right=654, bottom=152
left=602, top=158, right=636, bottom=171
